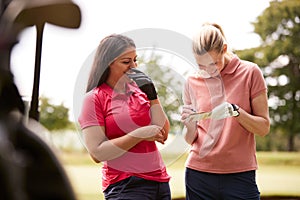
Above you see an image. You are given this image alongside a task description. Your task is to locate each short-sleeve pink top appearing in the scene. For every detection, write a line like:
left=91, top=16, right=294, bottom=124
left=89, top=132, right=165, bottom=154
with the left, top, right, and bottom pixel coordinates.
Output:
left=183, top=56, right=267, bottom=173
left=78, top=82, right=170, bottom=191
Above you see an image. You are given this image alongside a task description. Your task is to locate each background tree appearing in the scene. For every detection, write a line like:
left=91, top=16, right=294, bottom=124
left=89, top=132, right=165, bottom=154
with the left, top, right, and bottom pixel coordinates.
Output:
left=137, top=50, right=190, bottom=135
left=236, top=0, right=300, bottom=151
left=39, top=96, right=74, bottom=131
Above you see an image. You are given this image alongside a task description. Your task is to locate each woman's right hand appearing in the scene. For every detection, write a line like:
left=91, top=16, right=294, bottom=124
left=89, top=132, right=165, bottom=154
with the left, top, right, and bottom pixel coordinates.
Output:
left=129, top=125, right=165, bottom=144
left=181, top=105, right=197, bottom=132
left=181, top=105, right=198, bottom=144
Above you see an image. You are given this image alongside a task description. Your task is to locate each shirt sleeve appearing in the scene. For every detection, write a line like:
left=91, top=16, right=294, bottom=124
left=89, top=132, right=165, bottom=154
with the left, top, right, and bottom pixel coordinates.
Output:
left=78, top=90, right=104, bottom=129
left=250, top=64, right=268, bottom=99
left=183, top=78, right=192, bottom=105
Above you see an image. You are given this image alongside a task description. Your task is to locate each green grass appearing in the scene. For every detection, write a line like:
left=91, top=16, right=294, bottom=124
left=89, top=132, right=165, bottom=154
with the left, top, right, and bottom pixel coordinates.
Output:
left=60, top=151, right=300, bottom=200
left=65, top=165, right=104, bottom=200
left=257, top=151, right=300, bottom=166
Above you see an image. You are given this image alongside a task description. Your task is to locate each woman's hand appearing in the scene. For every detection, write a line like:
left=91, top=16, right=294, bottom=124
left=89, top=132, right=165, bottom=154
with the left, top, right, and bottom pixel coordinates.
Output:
left=129, top=125, right=166, bottom=144
left=210, top=102, right=239, bottom=120
left=181, top=105, right=197, bottom=130
left=181, top=105, right=198, bottom=144
left=127, top=68, right=157, bottom=100
left=83, top=124, right=165, bottom=162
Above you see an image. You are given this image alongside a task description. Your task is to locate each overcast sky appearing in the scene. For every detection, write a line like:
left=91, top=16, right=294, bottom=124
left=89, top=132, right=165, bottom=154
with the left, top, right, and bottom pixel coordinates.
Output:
left=10, top=0, right=271, bottom=121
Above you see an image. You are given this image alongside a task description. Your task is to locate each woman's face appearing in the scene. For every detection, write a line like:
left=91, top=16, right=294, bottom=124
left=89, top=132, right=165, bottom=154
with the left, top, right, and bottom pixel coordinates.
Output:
left=194, top=48, right=226, bottom=78
left=109, top=47, right=137, bottom=81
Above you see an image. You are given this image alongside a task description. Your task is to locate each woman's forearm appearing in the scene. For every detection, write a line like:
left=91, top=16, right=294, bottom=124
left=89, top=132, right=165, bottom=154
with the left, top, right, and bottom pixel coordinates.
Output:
left=236, top=108, right=270, bottom=137
left=183, top=127, right=198, bottom=145
left=84, top=127, right=142, bottom=162
left=150, top=99, right=170, bottom=140
left=84, top=125, right=165, bottom=162
left=235, top=92, right=270, bottom=137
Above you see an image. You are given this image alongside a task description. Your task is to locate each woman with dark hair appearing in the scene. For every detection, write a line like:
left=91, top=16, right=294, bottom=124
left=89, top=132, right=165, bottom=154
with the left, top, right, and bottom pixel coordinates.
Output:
left=78, top=34, right=171, bottom=200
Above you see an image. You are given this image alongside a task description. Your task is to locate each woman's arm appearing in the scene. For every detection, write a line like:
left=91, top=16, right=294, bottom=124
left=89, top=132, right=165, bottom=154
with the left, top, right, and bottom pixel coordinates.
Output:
left=181, top=105, right=198, bottom=145
left=83, top=124, right=165, bottom=162
left=149, top=98, right=170, bottom=142
left=235, top=92, right=270, bottom=137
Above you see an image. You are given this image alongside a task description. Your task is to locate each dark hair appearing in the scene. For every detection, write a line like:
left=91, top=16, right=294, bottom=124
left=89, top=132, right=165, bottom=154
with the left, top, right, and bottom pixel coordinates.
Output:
left=86, top=34, right=136, bottom=92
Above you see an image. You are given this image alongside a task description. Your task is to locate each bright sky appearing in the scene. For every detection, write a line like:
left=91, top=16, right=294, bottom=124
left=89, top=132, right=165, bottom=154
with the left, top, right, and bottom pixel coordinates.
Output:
left=10, top=0, right=271, bottom=121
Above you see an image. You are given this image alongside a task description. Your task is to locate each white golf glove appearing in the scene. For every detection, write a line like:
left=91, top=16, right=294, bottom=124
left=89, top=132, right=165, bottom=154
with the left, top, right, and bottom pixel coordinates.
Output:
left=211, top=102, right=239, bottom=120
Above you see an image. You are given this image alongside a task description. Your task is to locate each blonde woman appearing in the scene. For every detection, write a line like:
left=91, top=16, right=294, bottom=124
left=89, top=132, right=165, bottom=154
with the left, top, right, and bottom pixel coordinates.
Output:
left=181, top=23, right=270, bottom=199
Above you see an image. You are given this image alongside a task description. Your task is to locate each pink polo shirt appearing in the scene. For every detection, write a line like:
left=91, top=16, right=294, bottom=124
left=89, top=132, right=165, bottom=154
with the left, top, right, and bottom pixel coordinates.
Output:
left=183, top=56, right=267, bottom=173
left=78, top=82, right=170, bottom=191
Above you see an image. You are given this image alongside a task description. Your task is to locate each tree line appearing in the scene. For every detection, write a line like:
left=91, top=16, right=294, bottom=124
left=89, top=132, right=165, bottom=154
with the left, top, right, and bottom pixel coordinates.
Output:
left=39, top=0, right=300, bottom=151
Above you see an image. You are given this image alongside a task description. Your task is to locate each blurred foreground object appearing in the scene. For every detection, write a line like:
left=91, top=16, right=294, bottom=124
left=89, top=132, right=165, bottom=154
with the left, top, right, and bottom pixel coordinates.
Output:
left=2, top=0, right=81, bottom=121
left=0, top=0, right=81, bottom=199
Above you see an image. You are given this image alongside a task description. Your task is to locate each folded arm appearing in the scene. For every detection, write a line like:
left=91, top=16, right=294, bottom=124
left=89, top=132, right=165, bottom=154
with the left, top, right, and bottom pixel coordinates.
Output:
left=149, top=99, right=170, bottom=142
left=83, top=124, right=165, bottom=163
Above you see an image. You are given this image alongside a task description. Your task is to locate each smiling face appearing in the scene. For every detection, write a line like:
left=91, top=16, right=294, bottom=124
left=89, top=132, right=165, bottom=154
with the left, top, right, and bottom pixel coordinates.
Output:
left=194, top=45, right=227, bottom=78
left=108, top=47, right=137, bottom=83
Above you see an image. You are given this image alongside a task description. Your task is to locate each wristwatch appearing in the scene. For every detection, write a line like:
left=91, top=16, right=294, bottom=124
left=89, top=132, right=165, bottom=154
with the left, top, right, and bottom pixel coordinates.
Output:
left=231, top=104, right=240, bottom=117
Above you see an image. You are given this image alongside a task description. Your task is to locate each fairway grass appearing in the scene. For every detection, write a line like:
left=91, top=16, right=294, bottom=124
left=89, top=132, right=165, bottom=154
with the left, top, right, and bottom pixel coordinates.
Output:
left=62, top=151, right=300, bottom=200
left=65, top=165, right=103, bottom=200
left=257, top=165, right=300, bottom=196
